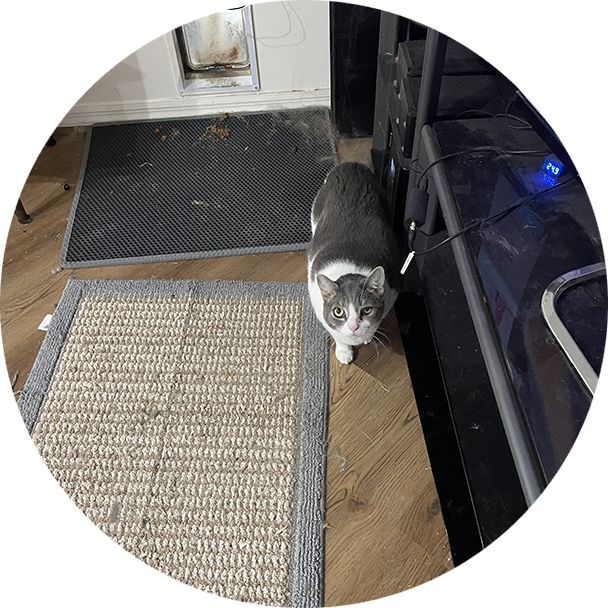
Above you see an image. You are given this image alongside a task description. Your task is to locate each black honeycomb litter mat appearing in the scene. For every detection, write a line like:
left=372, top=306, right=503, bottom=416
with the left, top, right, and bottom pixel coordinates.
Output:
left=60, top=107, right=337, bottom=268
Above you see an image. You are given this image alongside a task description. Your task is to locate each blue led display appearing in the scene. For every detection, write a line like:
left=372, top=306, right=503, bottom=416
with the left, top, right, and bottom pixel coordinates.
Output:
left=542, top=156, right=565, bottom=178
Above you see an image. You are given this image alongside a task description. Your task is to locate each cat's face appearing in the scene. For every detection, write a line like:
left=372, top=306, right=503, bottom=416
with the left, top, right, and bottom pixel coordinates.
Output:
left=316, top=267, right=385, bottom=345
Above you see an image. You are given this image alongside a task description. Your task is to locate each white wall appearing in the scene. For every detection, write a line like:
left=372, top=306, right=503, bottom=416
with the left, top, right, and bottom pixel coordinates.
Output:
left=61, top=1, right=330, bottom=126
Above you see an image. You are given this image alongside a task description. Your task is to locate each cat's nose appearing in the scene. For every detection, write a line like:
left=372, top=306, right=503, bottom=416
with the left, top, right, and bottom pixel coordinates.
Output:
left=347, top=319, right=359, bottom=332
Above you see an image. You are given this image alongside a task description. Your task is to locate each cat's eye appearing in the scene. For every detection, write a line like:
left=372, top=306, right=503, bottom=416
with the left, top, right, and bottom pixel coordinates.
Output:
left=361, top=307, right=373, bottom=315
left=332, top=307, right=345, bottom=318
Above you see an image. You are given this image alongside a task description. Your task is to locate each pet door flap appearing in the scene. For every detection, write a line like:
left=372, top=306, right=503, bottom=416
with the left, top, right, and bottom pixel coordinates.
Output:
left=182, top=10, right=250, bottom=70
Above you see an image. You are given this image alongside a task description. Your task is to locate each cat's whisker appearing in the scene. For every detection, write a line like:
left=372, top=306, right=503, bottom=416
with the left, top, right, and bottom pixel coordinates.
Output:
left=370, top=334, right=389, bottom=356
left=372, top=337, right=384, bottom=360
left=374, top=327, right=391, bottom=340
left=368, top=336, right=380, bottom=358
left=373, top=335, right=390, bottom=348
left=376, top=338, right=391, bottom=353
left=372, top=330, right=391, bottom=350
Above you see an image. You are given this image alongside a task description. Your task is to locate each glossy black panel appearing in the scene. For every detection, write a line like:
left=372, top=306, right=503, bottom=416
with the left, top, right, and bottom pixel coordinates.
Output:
left=432, top=118, right=606, bottom=481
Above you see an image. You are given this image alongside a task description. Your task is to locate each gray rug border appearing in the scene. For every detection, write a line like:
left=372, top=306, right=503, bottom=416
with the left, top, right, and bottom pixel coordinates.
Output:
left=60, top=242, right=311, bottom=269
left=59, top=107, right=337, bottom=269
left=16, top=277, right=328, bottom=608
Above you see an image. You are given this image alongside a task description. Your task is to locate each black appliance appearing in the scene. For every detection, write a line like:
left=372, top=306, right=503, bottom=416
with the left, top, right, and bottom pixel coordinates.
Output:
left=373, top=20, right=607, bottom=565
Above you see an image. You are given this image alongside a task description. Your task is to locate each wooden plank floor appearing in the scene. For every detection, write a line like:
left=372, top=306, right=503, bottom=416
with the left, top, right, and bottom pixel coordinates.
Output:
left=1, top=127, right=452, bottom=605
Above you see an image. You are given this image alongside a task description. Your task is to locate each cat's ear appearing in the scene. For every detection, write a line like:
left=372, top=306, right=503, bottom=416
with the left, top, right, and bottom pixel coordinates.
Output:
left=364, top=266, right=385, bottom=295
left=317, top=274, right=338, bottom=301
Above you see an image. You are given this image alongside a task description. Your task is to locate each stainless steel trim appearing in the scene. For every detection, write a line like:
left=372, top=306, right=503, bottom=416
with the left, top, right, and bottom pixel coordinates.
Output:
left=541, top=262, right=608, bottom=606
left=541, top=262, right=605, bottom=396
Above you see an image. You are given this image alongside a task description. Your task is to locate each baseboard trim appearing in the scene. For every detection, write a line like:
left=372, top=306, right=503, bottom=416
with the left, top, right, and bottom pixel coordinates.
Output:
left=60, top=89, right=331, bottom=126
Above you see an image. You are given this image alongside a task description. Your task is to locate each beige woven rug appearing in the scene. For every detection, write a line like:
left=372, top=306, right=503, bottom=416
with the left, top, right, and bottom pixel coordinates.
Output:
left=18, top=279, right=328, bottom=607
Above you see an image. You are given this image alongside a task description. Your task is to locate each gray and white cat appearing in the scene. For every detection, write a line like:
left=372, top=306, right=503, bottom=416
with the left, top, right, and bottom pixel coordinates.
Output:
left=307, top=162, right=401, bottom=364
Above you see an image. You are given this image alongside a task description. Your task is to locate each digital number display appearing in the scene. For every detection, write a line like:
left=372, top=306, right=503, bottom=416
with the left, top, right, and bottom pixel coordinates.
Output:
left=542, top=156, right=565, bottom=178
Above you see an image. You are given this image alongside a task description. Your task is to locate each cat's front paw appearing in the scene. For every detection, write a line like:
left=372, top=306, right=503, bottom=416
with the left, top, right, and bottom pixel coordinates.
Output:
left=335, top=344, right=354, bottom=364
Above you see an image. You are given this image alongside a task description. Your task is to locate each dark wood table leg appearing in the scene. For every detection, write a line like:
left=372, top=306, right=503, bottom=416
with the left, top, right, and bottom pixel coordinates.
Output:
left=14, top=136, right=58, bottom=225
left=15, top=199, right=33, bottom=224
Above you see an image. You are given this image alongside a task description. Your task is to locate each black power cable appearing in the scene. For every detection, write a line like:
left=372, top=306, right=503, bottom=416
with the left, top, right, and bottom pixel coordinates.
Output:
left=412, top=146, right=549, bottom=189
left=398, top=98, right=575, bottom=274
left=401, top=170, right=577, bottom=275
left=415, top=174, right=577, bottom=257
left=401, top=146, right=564, bottom=270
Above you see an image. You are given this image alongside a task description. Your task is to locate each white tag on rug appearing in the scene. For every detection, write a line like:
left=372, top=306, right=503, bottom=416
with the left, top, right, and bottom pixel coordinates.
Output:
left=37, top=314, right=53, bottom=331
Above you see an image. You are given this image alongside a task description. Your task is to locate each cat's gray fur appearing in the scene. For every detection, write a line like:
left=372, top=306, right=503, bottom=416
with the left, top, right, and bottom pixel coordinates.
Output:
left=307, top=162, right=401, bottom=364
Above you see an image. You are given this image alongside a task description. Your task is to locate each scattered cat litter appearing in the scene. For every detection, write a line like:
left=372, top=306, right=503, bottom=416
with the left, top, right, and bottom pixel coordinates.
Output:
left=60, top=108, right=336, bottom=268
